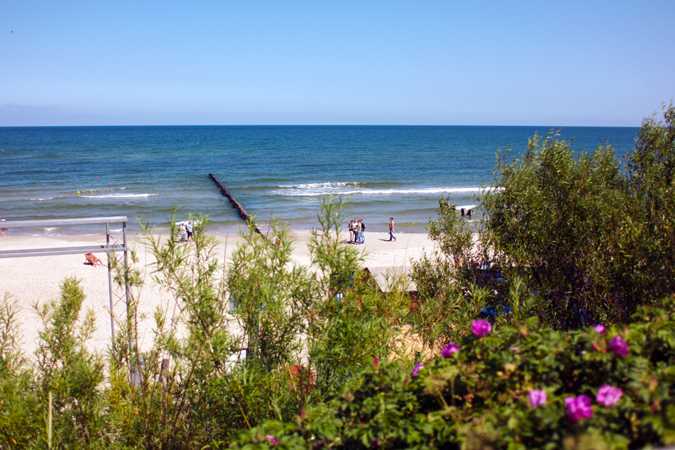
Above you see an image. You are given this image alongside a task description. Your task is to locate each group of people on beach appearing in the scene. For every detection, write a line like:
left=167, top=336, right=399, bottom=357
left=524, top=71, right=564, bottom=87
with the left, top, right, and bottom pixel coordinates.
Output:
left=177, top=221, right=194, bottom=242
left=347, top=218, right=366, bottom=244
left=347, top=217, right=397, bottom=244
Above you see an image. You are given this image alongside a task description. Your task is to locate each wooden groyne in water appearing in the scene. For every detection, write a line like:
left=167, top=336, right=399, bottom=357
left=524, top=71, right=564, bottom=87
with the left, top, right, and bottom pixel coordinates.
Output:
left=208, top=173, right=263, bottom=235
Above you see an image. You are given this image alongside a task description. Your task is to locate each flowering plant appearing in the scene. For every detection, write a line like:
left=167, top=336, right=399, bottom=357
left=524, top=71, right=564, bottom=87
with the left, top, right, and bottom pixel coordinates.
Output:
left=440, top=342, right=460, bottom=358
left=411, top=362, right=423, bottom=378
left=565, top=395, right=593, bottom=422
left=596, top=384, right=623, bottom=407
left=527, top=389, right=547, bottom=408
left=264, top=435, right=279, bottom=446
left=471, top=319, right=492, bottom=337
left=231, top=301, right=674, bottom=449
left=608, top=335, right=629, bottom=358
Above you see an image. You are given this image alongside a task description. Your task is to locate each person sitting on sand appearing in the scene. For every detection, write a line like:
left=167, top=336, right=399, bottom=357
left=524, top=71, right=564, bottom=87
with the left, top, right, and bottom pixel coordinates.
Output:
left=388, top=217, right=396, bottom=241
left=84, top=252, right=103, bottom=266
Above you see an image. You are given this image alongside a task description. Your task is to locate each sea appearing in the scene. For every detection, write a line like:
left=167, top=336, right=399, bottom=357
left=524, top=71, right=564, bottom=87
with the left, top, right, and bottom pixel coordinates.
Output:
left=0, top=125, right=639, bottom=235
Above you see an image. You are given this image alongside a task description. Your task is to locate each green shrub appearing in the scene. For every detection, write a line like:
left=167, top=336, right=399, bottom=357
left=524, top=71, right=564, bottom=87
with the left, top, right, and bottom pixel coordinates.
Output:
left=626, top=105, right=675, bottom=305
left=306, top=198, right=402, bottom=395
left=229, top=221, right=314, bottom=371
left=35, top=278, right=106, bottom=448
left=1, top=107, right=672, bottom=449
left=409, top=197, right=494, bottom=349
left=0, top=295, right=42, bottom=449
left=230, top=299, right=675, bottom=449
left=481, top=105, right=674, bottom=328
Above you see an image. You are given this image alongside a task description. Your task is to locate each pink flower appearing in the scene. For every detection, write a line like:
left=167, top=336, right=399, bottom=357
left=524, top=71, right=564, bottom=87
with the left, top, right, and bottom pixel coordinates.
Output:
left=265, top=435, right=279, bottom=446
left=593, top=324, right=606, bottom=334
left=411, top=362, right=423, bottom=378
left=565, top=395, right=593, bottom=422
left=441, top=342, right=460, bottom=358
left=528, top=389, right=547, bottom=408
left=471, top=319, right=492, bottom=337
left=608, top=336, right=629, bottom=358
left=596, top=385, right=623, bottom=407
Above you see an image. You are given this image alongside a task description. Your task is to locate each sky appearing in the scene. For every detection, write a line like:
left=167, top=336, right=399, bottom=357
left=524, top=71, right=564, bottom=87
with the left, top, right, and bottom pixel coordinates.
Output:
left=1, top=1, right=674, bottom=126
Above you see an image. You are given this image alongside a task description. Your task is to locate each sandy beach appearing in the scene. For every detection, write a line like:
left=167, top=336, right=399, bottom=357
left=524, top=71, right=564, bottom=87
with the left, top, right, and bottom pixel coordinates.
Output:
left=0, top=229, right=436, bottom=357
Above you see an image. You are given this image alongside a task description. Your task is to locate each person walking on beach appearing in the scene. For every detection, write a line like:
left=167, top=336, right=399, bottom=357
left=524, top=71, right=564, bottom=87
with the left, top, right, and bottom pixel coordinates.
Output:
left=388, top=217, right=396, bottom=241
left=186, top=220, right=194, bottom=240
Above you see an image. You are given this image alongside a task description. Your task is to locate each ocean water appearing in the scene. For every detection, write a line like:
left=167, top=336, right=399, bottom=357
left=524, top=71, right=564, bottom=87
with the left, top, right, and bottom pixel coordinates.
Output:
left=0, top=126, right=638, bottom=235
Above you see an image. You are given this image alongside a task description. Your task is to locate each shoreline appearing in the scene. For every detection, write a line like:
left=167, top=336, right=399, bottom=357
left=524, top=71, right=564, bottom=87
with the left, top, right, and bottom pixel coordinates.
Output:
left=0, top=219, right=435, bottom=238
left=0, top=229, right=436, bottom=357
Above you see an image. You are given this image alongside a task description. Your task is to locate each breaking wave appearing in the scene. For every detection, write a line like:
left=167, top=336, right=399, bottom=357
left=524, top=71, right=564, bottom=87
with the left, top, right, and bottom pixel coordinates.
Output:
left=277, top=181, right=362, bottom=189
left=273, top=183, right=497, bottom=197
left=79, top=193, right=157, bottom=199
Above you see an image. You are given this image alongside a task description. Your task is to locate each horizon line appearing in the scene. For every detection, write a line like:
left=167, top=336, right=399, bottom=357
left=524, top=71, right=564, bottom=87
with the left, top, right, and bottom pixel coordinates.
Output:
left=0, top=122, right=641, bottom=129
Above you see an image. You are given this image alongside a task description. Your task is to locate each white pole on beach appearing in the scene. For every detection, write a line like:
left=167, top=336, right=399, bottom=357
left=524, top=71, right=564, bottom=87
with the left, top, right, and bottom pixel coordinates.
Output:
left=122, top=221, right=136, bottom=385
left=106, top=223, right=116, bottom=347
left=47, top=391, right=53, bottom=449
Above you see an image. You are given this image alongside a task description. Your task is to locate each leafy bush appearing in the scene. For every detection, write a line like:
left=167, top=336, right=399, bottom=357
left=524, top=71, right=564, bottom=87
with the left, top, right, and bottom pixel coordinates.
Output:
left=306, top=198, right=403, bottom=395
left=0, top=107, right=672, bottom=449
left=481, top=105, right=674, bottom=328
left=229, top=221, right=313, bottom=370
left=482, top=135, right=635, bottom=328
left=626, top=106, right=675, bottom=304
left=35, top=278, right=106, bottom=448
left=409, top=196, right=500, bottom=349
left=230, top=299, right=675, bottom=449
left=0, top=295, right=42, bottom=449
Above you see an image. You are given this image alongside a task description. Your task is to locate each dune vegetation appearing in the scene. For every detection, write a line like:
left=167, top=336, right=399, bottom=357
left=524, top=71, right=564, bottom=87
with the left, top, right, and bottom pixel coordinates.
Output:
left=0, top=107, right=673, bottom=449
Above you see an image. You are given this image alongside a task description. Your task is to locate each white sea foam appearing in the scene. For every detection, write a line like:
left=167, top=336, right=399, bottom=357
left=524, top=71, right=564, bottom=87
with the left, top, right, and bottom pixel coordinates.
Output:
left=274, top=186, right=499, bottom=197
left=79, top=193, right=157, bottom=199
left=30, top=196, right=56, bottom=201
left=278, top=182, right=362, bottom=189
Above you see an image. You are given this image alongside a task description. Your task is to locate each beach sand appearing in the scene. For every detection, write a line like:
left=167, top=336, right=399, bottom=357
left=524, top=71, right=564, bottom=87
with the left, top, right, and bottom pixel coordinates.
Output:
left=0, top=229, right=436, bottom=358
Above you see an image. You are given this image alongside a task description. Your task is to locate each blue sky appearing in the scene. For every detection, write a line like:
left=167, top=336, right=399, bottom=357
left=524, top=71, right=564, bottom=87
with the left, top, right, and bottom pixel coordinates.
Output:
left=1, top=1, right=673, bottom=126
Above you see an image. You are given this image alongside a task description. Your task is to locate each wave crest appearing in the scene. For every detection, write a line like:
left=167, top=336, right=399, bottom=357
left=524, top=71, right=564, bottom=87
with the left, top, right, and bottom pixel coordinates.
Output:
left=278, top=181, right=362, bottom=189
left=274, top=185, right=496, bottom=197
left=79, top=193, right=157, bottom=199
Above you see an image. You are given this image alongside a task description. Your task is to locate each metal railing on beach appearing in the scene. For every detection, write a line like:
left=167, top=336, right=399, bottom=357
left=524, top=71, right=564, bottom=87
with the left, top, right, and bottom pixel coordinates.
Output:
left=0, top=216, right=131, bottom=361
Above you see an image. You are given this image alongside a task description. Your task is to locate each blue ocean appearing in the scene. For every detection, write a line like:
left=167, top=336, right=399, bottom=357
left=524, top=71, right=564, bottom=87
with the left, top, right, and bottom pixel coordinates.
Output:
left=0, top=126, right=638, bottom=234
